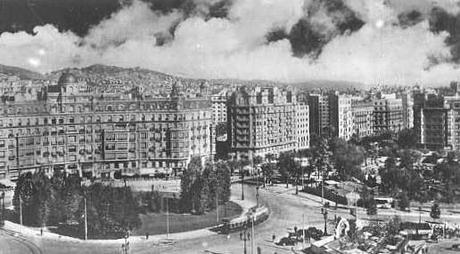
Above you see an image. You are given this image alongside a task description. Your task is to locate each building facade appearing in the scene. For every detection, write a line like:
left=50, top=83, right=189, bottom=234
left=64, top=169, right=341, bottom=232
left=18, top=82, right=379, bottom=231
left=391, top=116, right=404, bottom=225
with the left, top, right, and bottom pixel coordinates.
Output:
left=351, top=100, right=374, bottom=138
left=373, top=97, right=404, bottom=134
left=228, top=87, right=309, bottom=161
left=329, top=94, right=354, bottom=140
left=211, top=89, right=228, bottom=125
left=306, top=94, right=330, bottom=137
left=0, top=74, right=214, bottom=180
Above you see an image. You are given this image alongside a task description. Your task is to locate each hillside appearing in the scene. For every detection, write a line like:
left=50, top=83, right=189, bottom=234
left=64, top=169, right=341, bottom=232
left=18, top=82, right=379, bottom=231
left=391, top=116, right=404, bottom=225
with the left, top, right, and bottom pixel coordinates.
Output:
left=0, top=63, right=364, bottom=91
left=0, top=64, right=45, bottom=80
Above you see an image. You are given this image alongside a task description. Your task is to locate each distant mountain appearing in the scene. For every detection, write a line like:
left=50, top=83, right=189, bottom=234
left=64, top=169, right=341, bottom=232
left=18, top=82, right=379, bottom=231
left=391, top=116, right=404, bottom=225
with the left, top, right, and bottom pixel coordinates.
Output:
left=2, top=63, right=363, bottom=91
left=0, top=64, right=45, bottom=80
left=48, top=64, right=173, bottom=79
left=291, top=80, right=365, bottom=91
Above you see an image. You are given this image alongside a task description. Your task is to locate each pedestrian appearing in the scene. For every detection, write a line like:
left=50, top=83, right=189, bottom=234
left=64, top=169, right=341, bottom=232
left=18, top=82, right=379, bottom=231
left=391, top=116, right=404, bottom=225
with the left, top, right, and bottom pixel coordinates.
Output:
left=240, top=232, right=243, bottom=240
left=272, top=234, right=276, bottom=242
left=40, top=228, right=43, bottom=236
left=294, top=226, right=298, bottom=233
left=146, top=232, right=149, bottom=240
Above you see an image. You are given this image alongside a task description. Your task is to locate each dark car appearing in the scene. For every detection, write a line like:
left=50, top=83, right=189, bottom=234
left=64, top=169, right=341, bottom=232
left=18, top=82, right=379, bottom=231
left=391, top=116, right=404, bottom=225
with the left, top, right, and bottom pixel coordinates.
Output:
left=451, top=244, right=460, bottom=251
left=296, top=227, right=323, bottom=241
left=276, top=237, right=296, bottom=246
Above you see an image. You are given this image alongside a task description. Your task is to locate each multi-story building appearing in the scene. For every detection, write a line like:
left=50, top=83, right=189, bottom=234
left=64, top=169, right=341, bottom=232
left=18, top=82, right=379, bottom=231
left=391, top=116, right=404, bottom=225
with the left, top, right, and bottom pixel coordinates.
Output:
left=415, top=92, right=446, bottom=149
left=306, top=94, right=330, bottom=137
left=211, top=89, right=228, bottom=125
left=0, top=73, right=214, bottom=180
left=443, top=95, right=460, bottom=150
left=401, top=92, right=414, bottom=129
left=373, top=96, right=404, bottom=134
left=351, top=100, right=374, bottom=138
left=329, top=94, right=354, bottom=140
left=228, top=87, right=309, bottom=161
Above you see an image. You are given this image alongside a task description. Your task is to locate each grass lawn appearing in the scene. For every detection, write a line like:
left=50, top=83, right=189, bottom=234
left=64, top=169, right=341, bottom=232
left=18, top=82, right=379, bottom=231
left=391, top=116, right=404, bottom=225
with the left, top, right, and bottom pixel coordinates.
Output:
left=133, top=201, right=242, bottom=235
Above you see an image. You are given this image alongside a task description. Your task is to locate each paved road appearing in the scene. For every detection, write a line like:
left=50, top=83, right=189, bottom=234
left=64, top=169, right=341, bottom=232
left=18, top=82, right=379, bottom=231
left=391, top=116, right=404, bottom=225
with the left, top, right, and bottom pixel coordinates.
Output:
left=0, top=229, right=43, bottom=254
left=4, top=183, right=460, bottom=254
left=133, top=184, right=345, bottom=254
left=0, top=184, right=330, bottom=254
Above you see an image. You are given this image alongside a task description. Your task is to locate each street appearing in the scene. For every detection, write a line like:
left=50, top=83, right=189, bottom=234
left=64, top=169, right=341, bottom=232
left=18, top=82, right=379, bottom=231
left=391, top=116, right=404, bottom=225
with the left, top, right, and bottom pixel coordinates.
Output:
left=4, top=183, right=460, bottom=254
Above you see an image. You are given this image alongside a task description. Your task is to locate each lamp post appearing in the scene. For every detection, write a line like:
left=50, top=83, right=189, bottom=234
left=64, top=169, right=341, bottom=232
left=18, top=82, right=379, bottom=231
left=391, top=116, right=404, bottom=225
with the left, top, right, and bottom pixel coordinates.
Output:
left=321, top=207, right=328, bottom=236
left=256, top=186, right=259, bottom=208
left=241, top=172, right=245, bottom=201
left=0, top=191, right=4, bottom=227
left=417, top=206, right=422, bottom=237
left=241, top=221, right=251, bottom=254
left=122, top=232, right=130, bottom=254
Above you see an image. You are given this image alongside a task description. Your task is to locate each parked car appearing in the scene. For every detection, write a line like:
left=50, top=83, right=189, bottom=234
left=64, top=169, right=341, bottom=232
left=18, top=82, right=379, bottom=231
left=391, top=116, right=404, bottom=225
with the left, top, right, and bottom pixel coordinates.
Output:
left=451, top=244, right=460, bottom=251
left=295, top=227, right=323, bottom=241
left=275, top=237, right=296, bottom=246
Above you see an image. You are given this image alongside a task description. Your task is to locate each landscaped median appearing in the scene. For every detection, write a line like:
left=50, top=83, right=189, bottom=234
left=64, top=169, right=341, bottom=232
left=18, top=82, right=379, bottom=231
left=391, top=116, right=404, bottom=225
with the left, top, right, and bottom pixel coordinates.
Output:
left=0, top=190, right=270, bottom=245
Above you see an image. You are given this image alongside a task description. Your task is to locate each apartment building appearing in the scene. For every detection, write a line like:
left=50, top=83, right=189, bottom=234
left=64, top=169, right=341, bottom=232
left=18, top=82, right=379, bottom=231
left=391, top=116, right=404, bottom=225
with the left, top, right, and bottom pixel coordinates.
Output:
left=0, top=73, right=214, bottom=180
left=351, top=100, right=374, bottom=138
left=228, top=87, right=309, bottom=161
left=329, top=94, right=354, bottom=140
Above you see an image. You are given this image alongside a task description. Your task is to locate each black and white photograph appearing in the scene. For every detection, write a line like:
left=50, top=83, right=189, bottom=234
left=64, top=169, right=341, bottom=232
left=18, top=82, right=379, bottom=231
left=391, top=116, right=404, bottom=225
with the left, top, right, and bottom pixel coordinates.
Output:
left=1, top=0, right=460, bottom=253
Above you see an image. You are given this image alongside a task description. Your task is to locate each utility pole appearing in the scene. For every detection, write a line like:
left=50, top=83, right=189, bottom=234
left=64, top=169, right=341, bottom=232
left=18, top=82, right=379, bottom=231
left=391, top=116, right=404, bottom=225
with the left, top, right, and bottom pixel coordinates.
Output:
left=321, top=207, right=328, bottom=236
left=302, top=213, right=305, bottom=248
left=216, top=191, right=219, bottom=223
left=1, top=191, right=4, bottom=227
left=166, top=198, right=170, bottom=239
left=256, top=186, right=259, bottom=207
left=19, top=196, right=23, bottom=225
left=251, top=217, right=255, bottom=254
left=84, top=197, right=88, bottom=240
left=241, top=172, right=245, bottom=200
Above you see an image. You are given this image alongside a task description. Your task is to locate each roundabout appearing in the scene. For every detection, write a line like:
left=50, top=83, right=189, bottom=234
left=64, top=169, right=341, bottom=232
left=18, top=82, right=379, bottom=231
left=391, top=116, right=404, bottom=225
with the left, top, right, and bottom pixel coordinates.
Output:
left=0, top=183, right=336, bottom=254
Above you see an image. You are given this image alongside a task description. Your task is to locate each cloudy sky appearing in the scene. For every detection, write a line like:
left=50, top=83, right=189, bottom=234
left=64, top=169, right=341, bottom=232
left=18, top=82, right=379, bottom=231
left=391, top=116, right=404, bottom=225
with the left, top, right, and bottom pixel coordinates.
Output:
left=0, top=0, right=460, bottom=86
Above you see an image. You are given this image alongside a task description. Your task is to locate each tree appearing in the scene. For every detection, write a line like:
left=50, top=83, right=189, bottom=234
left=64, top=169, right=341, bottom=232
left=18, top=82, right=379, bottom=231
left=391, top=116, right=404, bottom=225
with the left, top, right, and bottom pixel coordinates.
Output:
left=366, top=197, right=377, bottom=216
left=253, top=155, right=263, bottom=166
left=180, top=156, right=202, bottom=212
left=13, top=171, right=52, bottom=227
left=261, top=163, right=275, bottom=187
left=387, top=216, right=402, bottom=236
left=277, top=152, right=297, bottom=188
left=360, top=187, right=377, bottom=215
left=398, top=191, right=410, bottom=211
left=311, top=137, right=333, bottom=182
left=430, top=203, right=441, bottom=219
left=397, top=128, right=418, bottom=149
left=216, top=161, right=231, bottom=203
left=332, top=138, right=365, bottom=181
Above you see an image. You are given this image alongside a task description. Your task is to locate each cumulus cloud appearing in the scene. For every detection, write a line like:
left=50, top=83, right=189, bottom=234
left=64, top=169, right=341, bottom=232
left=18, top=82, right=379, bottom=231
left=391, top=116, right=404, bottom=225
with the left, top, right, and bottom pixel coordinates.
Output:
left=0, top=0, right=459, bottom=86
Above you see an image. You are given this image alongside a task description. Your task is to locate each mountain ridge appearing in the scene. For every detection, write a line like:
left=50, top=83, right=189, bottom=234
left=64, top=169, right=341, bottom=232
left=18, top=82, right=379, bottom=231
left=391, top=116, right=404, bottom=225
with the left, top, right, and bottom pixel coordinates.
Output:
left=1, top=63, right=364, bottom=89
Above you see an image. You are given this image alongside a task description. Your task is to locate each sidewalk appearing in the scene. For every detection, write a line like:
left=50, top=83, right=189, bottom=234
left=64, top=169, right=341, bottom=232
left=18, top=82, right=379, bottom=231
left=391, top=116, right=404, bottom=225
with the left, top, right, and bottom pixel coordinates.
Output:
left=1, top=188, right=260, bottom=245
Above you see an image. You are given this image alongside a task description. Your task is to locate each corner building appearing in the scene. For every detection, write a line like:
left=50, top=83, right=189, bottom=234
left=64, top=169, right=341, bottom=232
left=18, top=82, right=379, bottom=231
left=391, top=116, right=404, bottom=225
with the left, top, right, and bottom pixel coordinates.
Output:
left=228, top=87, right=309, bottom=161
left=0, top=74, right=214, bottom=180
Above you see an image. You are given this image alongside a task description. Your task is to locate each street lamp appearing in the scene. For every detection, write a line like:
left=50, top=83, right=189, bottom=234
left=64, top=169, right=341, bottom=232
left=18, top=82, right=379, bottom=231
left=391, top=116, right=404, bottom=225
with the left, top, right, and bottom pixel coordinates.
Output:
left=122, top=232, right=130, bottom=254
left=321, top=207, right=328, bottom=236
left=241, top=221, right=251, bottom=254
left=241, top=171, right=245, bottom=201
left=0, top=191, right=4, bottom=227
left=255, top=186, right=259, bottom=208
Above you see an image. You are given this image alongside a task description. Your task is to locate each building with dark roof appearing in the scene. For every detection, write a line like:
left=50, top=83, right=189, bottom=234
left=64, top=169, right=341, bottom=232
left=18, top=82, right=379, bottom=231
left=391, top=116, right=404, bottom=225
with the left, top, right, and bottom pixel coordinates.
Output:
left=0, top=74, right=214, bottom=180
